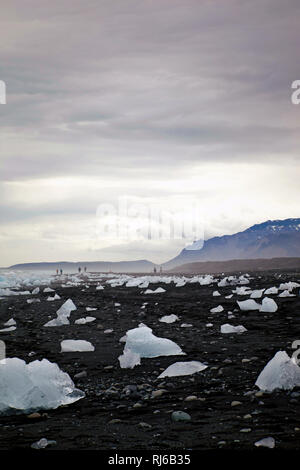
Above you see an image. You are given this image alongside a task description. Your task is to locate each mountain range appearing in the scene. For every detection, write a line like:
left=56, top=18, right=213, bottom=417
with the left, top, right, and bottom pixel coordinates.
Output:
left=163, top=218, right=300, bottom=269
left=6, top=218, right=300, bottom=273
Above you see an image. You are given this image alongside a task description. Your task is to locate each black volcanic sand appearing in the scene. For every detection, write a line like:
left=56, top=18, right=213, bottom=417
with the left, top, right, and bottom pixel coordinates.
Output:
left=0, top=271, right=300, bottom=451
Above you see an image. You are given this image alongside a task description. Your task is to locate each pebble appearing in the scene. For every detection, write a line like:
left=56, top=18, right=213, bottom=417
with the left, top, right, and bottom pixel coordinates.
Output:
left=184, top=395, right=197, bottom=402
left=151, top=389, right=166, bottom=398
left=171, top=411, right=191, bottom=422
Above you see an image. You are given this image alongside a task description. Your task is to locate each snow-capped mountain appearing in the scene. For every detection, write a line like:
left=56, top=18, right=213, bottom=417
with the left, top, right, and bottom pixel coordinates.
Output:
left=164, top=218, right=300, bottom=269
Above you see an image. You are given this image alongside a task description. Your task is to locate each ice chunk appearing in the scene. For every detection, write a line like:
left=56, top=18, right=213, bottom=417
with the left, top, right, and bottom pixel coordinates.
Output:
left=255, top=351, right=300, bottom=391
left=44, top=299, right=76, bottom=327
left=47, top=294, right=61, bottom=301
left=260, top=297, right=278, bottom=312
left=250, top=289, right=264, bottom=299
left=0, top=326, right=16, bottom=332
left=237, top=299, right=261, bottom=311
left=210, top=305, right=224, bottom=313
left=86, top=307, right=97, bottom=311
left=0, top=357, right=84, bottom=414
left=118, top=349, right=141, bottom=369
left=144, top=287, right=166, bottom=294
left=74, top=316, right=96, bottom=325
left=278, top=290, right=295, bottom=298
left=279, top=282, right=300, bottom=291
left=123, top=325, right=185, bottom=358
left=43, top=287, right=54, bottom=293
left=158, top=361, right=207, bottom=378
left=61, top=340, right=95, bottom=352
left=31, top=438, right=57, bottom=449
left=213, top=291, right=221, bottom=297
left=4, top=318, right=16, bottom=327
left=159, top=314, right=179, bottom=324
left=220, top=324, right=247, bottom=334
left=32, top=287, right=40, bottom=295
left=254, top=437, right=275, bottom=449
left=27, top=298, right=41, bottom=304
left=264, top=286, right=278, bottom=295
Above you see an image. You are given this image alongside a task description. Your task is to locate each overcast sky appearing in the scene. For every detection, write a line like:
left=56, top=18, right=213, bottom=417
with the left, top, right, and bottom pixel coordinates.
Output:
left=0, top=0, right=299, bottom=266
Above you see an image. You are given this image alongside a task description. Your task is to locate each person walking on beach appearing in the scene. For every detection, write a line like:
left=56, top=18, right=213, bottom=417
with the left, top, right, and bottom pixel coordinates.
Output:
left=60, top=269, right=63, bottom=275
left=78, top=267, right=81, bottom=274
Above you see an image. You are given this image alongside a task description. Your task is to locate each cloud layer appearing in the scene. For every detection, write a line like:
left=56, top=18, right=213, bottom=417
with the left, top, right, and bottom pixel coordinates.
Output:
left=0, top=0, right=299, bottom=265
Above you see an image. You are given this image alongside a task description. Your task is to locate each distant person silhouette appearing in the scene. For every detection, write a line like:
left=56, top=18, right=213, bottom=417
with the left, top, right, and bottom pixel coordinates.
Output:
left=78, top=267, right=81, bottom=274
left=84, top=267, right=87, bottom=273
left=153, top=267, right=157, bottom=273
left=60, top=269, right=63, bottom=275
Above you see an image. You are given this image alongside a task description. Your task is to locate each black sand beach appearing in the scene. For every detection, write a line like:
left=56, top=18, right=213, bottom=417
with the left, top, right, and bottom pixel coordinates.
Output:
left=0, top=271, right=300, bottom=451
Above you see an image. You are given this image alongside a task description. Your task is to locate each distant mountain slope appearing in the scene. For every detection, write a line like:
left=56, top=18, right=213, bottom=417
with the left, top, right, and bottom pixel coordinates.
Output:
left=8, top=259, right=155, bottom=273
left=164, top=218, right=300, bottom=269
left=168, top=257, right=300, bottom=274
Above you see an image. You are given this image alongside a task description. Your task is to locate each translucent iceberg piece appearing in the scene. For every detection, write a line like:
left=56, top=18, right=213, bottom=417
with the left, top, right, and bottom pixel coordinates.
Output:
left=260, top=297, right=278, bottom=312
left=0, top=357, right=84, bottom=414
left=237, top=299, right=261, bottom=311
left=61, top=340, right=95, bottom=352
left=210, top=305, right=224, bottom=313
left=118, top=349, right=141, bottom=369
left=254, top=437, right=275, bottom=448
left=123, top=325, right=185, bottom=358
left=158, top=361, right=207, bottom=378
left=159, top=314, right=179, bottom=323
left=255, top=351, right=300, bottom=391
left=220, top=324, right=247, bottom=334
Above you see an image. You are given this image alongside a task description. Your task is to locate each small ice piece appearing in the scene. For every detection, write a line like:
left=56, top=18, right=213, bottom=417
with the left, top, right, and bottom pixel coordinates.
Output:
left=158, top=361, right=207, bottom=378
left=114, top=303, right=121, bottom=307
left=74, top=316, right=96, bottom=325
left=234, top=287, right=251, bottom=296
left=47, top=294, right=61, bottom=301
left=144, top=287, right=166, bottom=294
left=254, top=437, right=275, bottom=449
left=27, top=298, right=41, bottom=304
left=43, top=287, right=54, bottom=293
left=210, top=305, right=224, bottom=313
left=123, top=324, right=185, bottom=358
left=206, top=323, right=213, bottom=327
left=96, top=285, right=104, bottom=290
left=237, top=299, right=261, bottom=311
left=175, top=279, right=186, bottom=287
left=279, top=282, right=300, bottom=291
left=31, top=438, right=57, bottom=449
left=118, top=349, right=141, bottom=369
left=255, top=351, right=300, bottom=391
left=4, top=318, right=16, bottom=327
left=220, top=324, right=247, bottom=334
left=225, top=294, right=233, bottom=299
left=159, top=314, right=179, bottom=324
left=260, top=297, right=278, bottom=313
left=86, top=307, right=97, bottom=311
left=278, top=290, right=295, bottom=298
left=0, top=357, right=84, bottom=414
left=61, top=340, right=95, bottom=352
left=250, top=289, right=264, bottom=299
left=44, top=299, right=77, bottom=327
left=57, top=299, right=77, bottom=317
left=181, top=323, right=193, bottom=328
left=32, top=287, right=40, bottom=295
left=213, top=291, right=221, bottom=296
left=264, top=286, right=278, bottom=295
left=0, top=326, right=16, bottom=332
